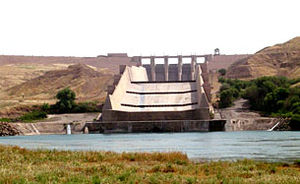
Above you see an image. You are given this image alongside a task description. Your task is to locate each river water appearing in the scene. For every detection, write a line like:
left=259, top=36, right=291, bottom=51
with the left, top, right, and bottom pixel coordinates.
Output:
left=1, top=131, right=300, bottom=162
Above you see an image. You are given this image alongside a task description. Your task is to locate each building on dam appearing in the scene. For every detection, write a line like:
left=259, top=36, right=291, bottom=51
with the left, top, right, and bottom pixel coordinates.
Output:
left=86, top=55, right=226, bottom=133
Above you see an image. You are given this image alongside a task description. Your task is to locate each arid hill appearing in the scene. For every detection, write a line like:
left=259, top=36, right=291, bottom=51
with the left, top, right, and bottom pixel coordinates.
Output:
left=227, top=37, right=300, bottom=79
left=0, top=54, right=134, bottom=73
left=3, top=64, right=113, bottom=102
left=0, top=64, right=113, bottom=116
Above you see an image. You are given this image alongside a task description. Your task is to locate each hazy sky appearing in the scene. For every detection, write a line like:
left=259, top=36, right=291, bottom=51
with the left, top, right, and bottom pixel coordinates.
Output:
left=0, top=0, right=299, bottom=57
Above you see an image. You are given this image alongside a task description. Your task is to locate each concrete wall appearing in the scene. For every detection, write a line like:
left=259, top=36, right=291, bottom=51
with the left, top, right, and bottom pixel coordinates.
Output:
left=195, top=65, right=210, bottom=119
left=143, top=65, right=152, bottom=81
left=155, top=64, right=165, bottom=81
left=108, top=66, right=131, bottom=110
left=225, top=118, right=278, bottom=131
left=86, top=120, right=226, bottom=133
left=129, top=66, right=148, bottom=82
left=208, top=54, right=252, bottom=71
left=182, top=64, right=192, bottom=80
left=106, top=66, right=149, bottom=111
left=102, top=109, right=203, bottom=121
left=13, top=122, right=86, bottom=135
left=168, top=64, right=179, bottom=81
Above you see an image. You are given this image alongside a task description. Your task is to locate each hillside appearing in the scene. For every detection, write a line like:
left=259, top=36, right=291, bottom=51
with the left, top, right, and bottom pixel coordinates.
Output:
left=0, top=54, right=134, bottom=73
left=4, top=64, right=113, bottom=101
left=0, top=64, right=113, bottom=116
left=0, top=54, right=135, bottom=91
left=0, top=63, right=70, bottom=91
left=227, top=37, right=300, bottom=79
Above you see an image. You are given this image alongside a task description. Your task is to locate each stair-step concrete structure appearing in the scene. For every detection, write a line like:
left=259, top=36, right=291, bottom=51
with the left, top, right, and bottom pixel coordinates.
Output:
left=88, top=55, right=226, bottom=133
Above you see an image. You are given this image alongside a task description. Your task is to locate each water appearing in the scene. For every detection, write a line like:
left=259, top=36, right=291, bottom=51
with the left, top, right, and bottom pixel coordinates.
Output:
left=66, top=124, right=72, bottom=135
left=1, top=131, right=300, bottom=162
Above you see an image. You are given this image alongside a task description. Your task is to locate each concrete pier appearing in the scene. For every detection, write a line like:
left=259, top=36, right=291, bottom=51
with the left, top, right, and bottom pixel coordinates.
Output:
left=150, top=56, right=156, bottom=81
left=178, top=55, right=182, bottom=81
left=164, top=56, right=168, bottom=81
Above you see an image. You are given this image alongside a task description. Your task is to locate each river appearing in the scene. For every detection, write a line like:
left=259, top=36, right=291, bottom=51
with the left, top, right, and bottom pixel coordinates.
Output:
left=1, top=131, right=300, bottom=162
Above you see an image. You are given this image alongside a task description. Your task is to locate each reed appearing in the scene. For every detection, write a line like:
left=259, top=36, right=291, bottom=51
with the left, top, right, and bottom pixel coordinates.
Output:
left=0, top=145, right=300, bottom=183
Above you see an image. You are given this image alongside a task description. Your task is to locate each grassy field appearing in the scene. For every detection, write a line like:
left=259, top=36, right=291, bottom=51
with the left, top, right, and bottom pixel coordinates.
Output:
left=1, top=145, right=300, bottom=183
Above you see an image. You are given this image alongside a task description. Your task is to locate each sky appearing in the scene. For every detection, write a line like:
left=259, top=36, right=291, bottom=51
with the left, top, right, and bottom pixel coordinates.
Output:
left=0, top=0, right=299, bottom=57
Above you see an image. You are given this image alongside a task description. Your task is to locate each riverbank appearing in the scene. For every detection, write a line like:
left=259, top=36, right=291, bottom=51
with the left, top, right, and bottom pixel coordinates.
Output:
left=5, top=113, right=98, bottom=135
left=1, top=145, right=300, bottom=183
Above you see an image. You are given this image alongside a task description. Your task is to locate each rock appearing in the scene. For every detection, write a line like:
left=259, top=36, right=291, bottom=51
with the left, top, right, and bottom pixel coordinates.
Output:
left=0, top=122, right=20, bottom=136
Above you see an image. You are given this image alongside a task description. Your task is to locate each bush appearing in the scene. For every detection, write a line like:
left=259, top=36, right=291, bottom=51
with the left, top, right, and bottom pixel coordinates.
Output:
left=219, top=89, right=234, bottom=108
left=18, top=110, right=47, bottom=122
left=55, top=88, right=76, bottom=113
left=218, top=78, right=247, bottom=108
left=218, top=68, right=226, bottom=76
left=0, top=118, right=13, bottom=122
left=45, top=89, right=102, bottom=114
left=41, top=103, right=50, bottom=112
left=72, top=102, right=102, bottom=113
left=220, top=83, right=230, bottom=91
left=290, top=114, right=300, bottom=130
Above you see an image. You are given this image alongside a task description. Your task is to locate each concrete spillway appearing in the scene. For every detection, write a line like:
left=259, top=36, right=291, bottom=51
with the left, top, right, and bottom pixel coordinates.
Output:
left=91, top=55, right=226, bottom=133
left=102, top=60, right=211, bottom=121
left=120, top=82, right=198, bottom=112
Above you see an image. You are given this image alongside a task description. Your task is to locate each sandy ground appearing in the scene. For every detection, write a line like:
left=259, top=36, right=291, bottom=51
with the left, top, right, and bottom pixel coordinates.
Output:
left=215, top=99, right=277, bottom=131
left=42, top=113, right=99, bottom=124
left=217, top=99, right=262, bottom=119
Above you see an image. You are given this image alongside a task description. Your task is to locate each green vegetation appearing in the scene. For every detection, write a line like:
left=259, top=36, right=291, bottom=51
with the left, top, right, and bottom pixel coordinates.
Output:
left=1, top=145, right=300, bottom=183
left=0, top=111, right=47, bottom=123
left=218, top=76, right=300, bottom=129
left=18, top=110, right=47, bottom=122
left=54, top=87, right=77, bottom=113
left=218, top=68, right=226, bottom=76
left=0, top=117, right=13, bottom=122
left=0, top=88, right=101, bottom=123
left=46, top=88, right=102, bottom=114
left=218, top=77, right=251, bottom=108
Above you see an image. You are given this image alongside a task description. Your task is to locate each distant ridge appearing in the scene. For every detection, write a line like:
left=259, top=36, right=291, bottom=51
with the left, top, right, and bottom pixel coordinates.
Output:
left=3, top=64, right=113, bottom=102
left=0, top=54, right=135, bottom=73
left=227, top=37, right=300, bottom=79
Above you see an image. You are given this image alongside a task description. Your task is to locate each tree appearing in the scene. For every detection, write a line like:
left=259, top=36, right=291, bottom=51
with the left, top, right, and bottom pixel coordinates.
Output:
left=55, top=88, right=76, bottom=113
left=220, top=83, right=230, bottom=92
left=219, top=89, right=234, bottom=108
left=218, top=68, right=226, bottom=76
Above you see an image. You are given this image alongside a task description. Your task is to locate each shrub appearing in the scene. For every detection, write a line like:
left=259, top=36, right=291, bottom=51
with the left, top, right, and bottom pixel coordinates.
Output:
left=55, top=88, right=76, bottom=113
left=220, top=83, right=230, bottom=92
left=41, top=103, right=50, bottom=112
left=219, top=89, right=234, bottom=108
left=18, top=110, right=47, bottom=122
left=218, top=68, right=226, bottom=76
left=72, top=102, right=102, bottom=113
left=46, top=89, right=102, bottom=114
left=0, top=118, right=13, bottom=122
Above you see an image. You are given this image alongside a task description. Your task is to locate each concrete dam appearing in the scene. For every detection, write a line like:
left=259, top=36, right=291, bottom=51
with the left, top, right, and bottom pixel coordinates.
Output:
left=86, top=55, right=226, bottom=133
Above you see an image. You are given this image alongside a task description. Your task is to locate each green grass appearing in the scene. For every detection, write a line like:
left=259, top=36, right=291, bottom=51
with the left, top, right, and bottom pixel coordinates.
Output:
left=0, top=110, right=47, bottom=123
left=0, top=118, right=13, bottom=122
left=0, top=145, right=300, bottom=183
left=18, top=110, right=47, bottom=122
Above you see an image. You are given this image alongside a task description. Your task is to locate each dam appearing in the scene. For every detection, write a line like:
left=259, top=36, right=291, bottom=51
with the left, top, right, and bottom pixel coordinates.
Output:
left=86, top=55, right=226, bottom=133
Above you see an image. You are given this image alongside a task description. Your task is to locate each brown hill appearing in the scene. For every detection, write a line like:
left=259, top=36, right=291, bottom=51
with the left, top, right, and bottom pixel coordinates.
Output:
left=227, top=37, right=300, bottom=79
left=0, top=63, right=70, bottom=91
left=0, top=54, right=135, bottom=73
left=1, top=64, right=113, bottom=103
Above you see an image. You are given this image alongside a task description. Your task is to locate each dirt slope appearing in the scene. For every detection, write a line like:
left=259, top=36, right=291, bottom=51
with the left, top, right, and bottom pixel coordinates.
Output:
left=0, top=64, right=70, bottom=91
left=227, top=37, right=300, bottom=79
left=1, top=64, right=113, bottom=104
